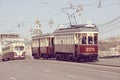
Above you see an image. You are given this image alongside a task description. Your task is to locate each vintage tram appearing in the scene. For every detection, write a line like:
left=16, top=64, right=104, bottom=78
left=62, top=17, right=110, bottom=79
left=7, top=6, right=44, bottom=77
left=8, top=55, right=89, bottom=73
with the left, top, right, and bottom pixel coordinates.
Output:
left=32, top=24, right=98, bottom=61
left=2, top=41, right=26, bottom=61
left=32, top=33, right=54, bottom=59
left=54, top=24, right=98, bottom=61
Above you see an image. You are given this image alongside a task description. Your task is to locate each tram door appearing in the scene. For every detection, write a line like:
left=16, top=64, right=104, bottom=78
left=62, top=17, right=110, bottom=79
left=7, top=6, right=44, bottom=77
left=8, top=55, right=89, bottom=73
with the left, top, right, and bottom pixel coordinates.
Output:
left=74, top=33, right=81, bottom=57
left=48, top=37, right=54, bottom=58
left=38, top=39, right=41, bottom=58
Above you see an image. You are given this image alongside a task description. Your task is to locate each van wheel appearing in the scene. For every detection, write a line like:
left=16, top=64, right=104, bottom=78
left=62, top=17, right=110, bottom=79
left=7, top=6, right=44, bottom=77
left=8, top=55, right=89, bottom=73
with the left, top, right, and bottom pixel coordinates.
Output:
left=2, top=58, right=5, bottom=61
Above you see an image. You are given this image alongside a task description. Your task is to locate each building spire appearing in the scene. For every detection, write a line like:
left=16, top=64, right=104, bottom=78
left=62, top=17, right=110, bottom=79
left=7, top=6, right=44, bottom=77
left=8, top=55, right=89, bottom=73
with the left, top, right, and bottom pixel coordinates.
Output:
left=35, top=18, right=41, bottom=29
left=33, top=18, right=42, bottom=36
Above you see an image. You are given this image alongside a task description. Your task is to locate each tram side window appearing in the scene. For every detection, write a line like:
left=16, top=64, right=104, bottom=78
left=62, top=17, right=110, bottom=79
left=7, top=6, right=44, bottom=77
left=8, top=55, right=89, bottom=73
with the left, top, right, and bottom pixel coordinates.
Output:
left=78, top=34, right=81, bottom=44
left=2, top=47, right=10, bottom=51
left=82, top=36, right=86, bottom=44
left=32, top=40, right=35, bottom=47
left=49, top=38, right=54, bottom=46
left=35, top=40, right=38, bottom=47
left=88, top=36, right=93, bottom=44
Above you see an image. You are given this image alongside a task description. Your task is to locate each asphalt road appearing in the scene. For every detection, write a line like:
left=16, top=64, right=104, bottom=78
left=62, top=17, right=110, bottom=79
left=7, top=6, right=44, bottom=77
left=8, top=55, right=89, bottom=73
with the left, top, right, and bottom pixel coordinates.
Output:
left=0, top=59, right=120, bottom=80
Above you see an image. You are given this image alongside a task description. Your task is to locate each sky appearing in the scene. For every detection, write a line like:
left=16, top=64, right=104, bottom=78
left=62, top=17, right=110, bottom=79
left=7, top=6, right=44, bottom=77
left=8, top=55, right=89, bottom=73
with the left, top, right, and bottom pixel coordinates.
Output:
left=0, top=0, right=120, bottom=39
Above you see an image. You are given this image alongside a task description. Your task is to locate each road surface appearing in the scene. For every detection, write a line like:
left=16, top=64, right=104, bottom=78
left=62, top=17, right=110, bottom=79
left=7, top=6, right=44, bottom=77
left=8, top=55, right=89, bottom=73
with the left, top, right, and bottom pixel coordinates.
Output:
left=0, top=59, right=120, bottom=80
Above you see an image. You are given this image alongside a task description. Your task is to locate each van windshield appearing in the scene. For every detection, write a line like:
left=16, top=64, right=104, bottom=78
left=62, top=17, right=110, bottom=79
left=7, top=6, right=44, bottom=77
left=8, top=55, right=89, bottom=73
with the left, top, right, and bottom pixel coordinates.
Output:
left=15, top=46, right=24, bottom=51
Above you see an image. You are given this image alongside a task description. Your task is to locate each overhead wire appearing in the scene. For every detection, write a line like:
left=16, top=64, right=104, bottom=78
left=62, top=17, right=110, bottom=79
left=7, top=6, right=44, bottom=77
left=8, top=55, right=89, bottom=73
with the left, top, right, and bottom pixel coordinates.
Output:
left=99, top=16, right=120, bottom=35
left=100, top=24, right=120, bottom=35
left=98, top=16, right=120, bottom=28
left=0, top=0, right=120, bottom=31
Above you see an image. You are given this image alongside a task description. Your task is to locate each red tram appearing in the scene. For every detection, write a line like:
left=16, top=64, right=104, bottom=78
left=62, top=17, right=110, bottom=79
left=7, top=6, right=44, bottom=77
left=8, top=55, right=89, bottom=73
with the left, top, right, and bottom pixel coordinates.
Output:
left=32, top=33, right=54, bottom=59
left=32, top=24, right=98, bottom=61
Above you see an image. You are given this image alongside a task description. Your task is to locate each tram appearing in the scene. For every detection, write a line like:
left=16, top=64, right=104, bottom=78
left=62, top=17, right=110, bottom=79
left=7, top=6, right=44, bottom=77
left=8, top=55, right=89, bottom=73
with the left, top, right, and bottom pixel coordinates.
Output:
left=54, top=24, right=98, bottom=61
left=32, top=33, right=54, bottom=59
left=32, top=24, right=98, bottom=61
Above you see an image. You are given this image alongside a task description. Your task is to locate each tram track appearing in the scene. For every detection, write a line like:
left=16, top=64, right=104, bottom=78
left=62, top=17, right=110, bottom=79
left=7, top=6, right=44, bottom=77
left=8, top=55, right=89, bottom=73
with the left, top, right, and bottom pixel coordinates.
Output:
left=85, top=61, right=120, bottom=68
left=50, top=58, right=120, bottom=73
left=62, top=59, right=120, bottom=73
left=19, top=56, right=120, bottom=73
left=52, top=58, right=120, bottom=68
left=46, top=59, right=120, bottom=73
left=99, top=55, right=120, bottom=59
left=3, top=58, right=120, bottom=74
left=25, top=56, right=120, bottom=68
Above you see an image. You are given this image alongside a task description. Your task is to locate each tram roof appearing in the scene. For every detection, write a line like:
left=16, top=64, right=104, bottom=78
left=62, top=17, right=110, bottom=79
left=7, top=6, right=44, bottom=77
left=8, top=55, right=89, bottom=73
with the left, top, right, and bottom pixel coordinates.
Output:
left=32, top=33, right=54, bottom=39
left=54, top=24, right=98, bottom=34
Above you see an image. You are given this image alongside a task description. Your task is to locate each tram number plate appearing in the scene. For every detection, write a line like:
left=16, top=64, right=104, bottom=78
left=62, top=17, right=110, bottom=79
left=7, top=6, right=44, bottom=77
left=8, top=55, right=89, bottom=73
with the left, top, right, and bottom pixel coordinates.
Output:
left=86, top=47, right=95, bottom=52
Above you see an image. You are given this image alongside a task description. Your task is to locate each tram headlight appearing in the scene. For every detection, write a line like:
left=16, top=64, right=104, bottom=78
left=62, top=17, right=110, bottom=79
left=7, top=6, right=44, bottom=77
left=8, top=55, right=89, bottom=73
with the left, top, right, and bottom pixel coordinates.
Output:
left=22, top=52, right=26, bottom=56
left=14, top=52, right=17, bottom=56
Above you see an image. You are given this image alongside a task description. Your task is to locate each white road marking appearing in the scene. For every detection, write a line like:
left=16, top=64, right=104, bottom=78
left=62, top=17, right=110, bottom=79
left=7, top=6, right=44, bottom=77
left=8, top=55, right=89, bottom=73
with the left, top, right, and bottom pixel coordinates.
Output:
left=9, top=77, right=17, bottom=80
left=44, top=70, right=50, bottom=73
left=13, top=64, right=18, bottom=66
left=63, top=64, right=67, bottom=66
left=66, top=74, right=77, bottom=78
left=3, top=62, right=7, bottom=64
left=27, top=66, right=32, bottom=69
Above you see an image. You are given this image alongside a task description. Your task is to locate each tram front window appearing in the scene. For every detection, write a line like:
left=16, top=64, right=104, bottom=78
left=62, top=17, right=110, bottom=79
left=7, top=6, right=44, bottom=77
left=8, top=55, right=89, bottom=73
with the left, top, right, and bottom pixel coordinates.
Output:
left=88, top=36, right=93, bottom=44
left=94, top=36, right=98, bottom=44
left=82, top=36, right=86, bottom=44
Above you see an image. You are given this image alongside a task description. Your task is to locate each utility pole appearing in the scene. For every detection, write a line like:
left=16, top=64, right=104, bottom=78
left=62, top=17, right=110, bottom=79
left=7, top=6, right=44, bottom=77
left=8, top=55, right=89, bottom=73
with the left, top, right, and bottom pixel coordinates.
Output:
left=48, top=19, right=54, bottom=28
left=98, top=0, right=102, bottom=8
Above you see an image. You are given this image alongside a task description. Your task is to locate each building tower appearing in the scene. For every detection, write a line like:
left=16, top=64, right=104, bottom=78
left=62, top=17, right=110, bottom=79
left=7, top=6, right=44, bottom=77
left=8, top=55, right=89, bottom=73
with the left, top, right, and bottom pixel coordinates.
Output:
left=33, top=19, right=42, bottom=36
left=35, top=19, right=40, bottom=29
